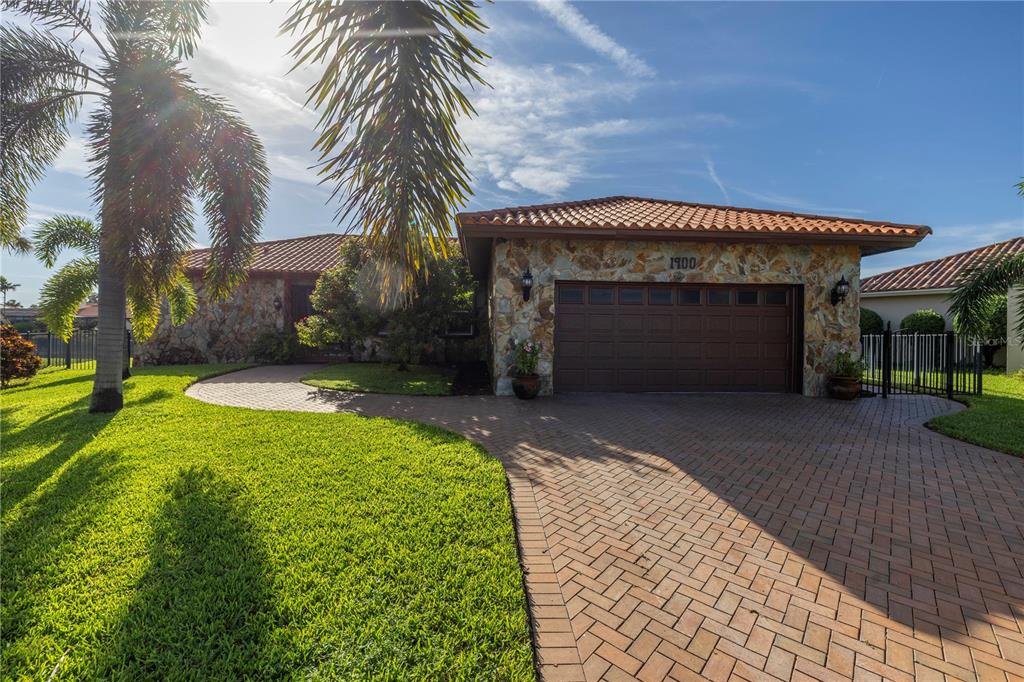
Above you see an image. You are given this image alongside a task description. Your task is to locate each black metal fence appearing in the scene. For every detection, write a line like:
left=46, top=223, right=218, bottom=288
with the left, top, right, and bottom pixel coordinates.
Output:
left=860, top=328, right=983, bottom=399
left=23, top=329, right=132, bottom=370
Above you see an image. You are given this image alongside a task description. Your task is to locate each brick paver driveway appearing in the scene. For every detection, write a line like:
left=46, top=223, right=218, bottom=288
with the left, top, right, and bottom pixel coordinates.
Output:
left=189, top=366, right=1024, bottom=681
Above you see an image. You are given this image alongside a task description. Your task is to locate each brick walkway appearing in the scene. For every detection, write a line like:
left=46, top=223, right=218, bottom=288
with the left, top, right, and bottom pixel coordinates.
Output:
left=189, top=366, right=1024, bottom=681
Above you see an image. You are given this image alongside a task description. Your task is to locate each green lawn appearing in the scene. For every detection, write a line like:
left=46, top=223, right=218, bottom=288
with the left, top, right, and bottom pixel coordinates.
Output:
left=302, top=363, right=454, bottom=396
left=1, top=367, right=533, bottom=680
left=927, top=370, right=1024, bottom=456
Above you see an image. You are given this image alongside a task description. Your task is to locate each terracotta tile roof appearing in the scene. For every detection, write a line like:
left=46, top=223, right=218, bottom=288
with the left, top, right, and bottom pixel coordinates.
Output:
left=185, top=233, right=346, bottom=274
left=457, top=195, right=931, bottom=241
left=862, top=237, right=1024, bottom=293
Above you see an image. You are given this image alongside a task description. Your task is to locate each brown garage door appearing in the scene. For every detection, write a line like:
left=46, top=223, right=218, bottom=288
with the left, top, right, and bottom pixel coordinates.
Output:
left=554, top=282, right=800, bottom=393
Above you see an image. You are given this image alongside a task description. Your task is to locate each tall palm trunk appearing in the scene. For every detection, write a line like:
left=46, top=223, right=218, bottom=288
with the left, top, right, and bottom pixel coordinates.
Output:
left=90, top=238, right=126, bottom=412
left=90, top=91, right=127, bottom=412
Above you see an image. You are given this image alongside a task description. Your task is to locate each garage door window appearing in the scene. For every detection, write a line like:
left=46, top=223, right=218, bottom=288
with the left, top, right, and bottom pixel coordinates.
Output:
left=679, top=289, right=701, bottom=305
left=707, top=289, right=730, bottom=305
left=649, top=288, right=673, bottom=305
left=619, top=288, right=643, bottom=304
left=590, top=287, right=614, bottom=304
left=765, top=290, right=787, bottom=305
left=737, top=290, right=759, bottom=305
left=558, top=286, right=584, bottom=304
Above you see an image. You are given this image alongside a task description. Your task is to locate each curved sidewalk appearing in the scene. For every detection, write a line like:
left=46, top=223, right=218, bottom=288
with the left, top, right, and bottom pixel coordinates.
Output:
left=189, top=365, right=1024, bottom=682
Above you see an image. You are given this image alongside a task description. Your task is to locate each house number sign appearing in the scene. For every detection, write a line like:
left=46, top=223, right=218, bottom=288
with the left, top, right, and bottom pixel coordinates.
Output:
left=669, top=255, right=700, bottom=270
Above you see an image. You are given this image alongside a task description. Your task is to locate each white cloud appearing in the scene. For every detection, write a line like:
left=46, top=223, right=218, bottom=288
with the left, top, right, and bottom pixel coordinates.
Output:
left=52, top=136, right=91, bottom=177
left=534, top=0, right=654, bottom=78
left=460, top=61, right=650, bottom=197
left=703, top=157, right=729, bottom=201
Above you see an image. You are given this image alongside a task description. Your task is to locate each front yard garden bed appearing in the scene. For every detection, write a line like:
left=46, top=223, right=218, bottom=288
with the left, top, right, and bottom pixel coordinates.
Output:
left=1, top=367, right=533, bottom=679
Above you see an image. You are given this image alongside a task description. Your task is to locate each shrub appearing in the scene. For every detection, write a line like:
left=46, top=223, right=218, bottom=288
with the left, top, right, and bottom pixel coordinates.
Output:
left=250, top=329, right=298, bottom=364
left=1, top=324, right=42, bottom=387
left=298, top=241, right=475, bottom=370
left=900, top=309, right=946, bottom=334
left=859, top=308, right=884, bottom=335
left=511, top=339, right=541, bottom=376
left=830, top=349, right=865, bottom=378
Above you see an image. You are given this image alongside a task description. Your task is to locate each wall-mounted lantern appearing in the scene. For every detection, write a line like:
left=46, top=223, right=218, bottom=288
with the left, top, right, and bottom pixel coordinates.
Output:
left=273, top=296, right=283, bottom=311
left=830, top=275, right=850, bottom=306
left=521, top=268, right=534, bottom=302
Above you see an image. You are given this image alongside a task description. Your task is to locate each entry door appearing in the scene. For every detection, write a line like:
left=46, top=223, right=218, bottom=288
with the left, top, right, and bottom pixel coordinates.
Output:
left=553, top=282, right=799, bottom=393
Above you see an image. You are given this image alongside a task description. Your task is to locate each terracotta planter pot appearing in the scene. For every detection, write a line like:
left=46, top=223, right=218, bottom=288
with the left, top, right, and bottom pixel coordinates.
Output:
left=826, top=375, right=860, bottom=400
left=512, top=374, right=541, bottom=400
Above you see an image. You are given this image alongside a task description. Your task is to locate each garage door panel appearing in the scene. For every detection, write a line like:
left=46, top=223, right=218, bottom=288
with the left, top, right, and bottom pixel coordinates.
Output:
left=555, top=283, right=796, bottom=393
left=704, top=315, right=732, bottom=334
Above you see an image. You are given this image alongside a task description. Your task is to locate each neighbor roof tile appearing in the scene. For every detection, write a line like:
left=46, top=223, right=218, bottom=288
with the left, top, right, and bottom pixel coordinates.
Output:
left=185, top=234, right=346, bottom=274
left=862, top=237, right=1024, bottom=293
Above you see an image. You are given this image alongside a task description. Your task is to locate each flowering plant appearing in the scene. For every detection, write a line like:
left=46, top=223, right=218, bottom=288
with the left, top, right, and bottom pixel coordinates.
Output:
left=830, top=349, right=865, bottom=378
left=512, top=339, right=541, bottom=376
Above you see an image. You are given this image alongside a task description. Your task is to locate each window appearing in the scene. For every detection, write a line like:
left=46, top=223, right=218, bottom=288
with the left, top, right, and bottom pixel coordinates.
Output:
left=707, top=289, right=730, bottom=305
left=590, top=287, right=614, bottom=304
left=619, top=288, right=643, bottom=305
left=649, top=288, right=673, bottom=305
left=737, top=290, right=759, bottom=305
left=558, top=286, right=584, bottom=304
left=765, top=290, right=787, bottom=305
left=679, top=288, right=701, bottom=305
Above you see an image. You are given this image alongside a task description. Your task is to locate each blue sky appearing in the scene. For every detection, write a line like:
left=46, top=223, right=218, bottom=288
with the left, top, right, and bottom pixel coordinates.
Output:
left=3, top=1, right=1022, bottom=304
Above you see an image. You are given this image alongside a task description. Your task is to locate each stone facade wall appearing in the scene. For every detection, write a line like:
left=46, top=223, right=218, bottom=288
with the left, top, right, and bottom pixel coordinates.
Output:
left=137, top=276, right=285, bottom=364
left=489, top=238, right=861, bottom=397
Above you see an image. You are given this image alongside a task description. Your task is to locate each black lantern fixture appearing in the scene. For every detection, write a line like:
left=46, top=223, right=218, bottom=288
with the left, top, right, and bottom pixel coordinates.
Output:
left=830, top=275, right=850, bottom=306
left=273, top=296, right=283, bottom=311
left=521, top=268, right=534, bottom=302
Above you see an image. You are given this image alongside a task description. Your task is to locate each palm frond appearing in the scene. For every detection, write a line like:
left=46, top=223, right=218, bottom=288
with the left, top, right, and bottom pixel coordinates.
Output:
left=950, top=252, right=1024, bottom=343
left=284, top=0, right=488, bottom=298
left=166, top=271, right=197, bottom=325
left=32, top=214, right=99, bottom=266
left=0, top=25, right=96, bottom=250
left=100, top=0, right=208, bottom=60
left=2, top=0, right=93, bottom=32
left=98, top=63, right=199, bottom=305
left=190, top=90, right=269, bottom=299
left=38, top=257, right=98, bottom=340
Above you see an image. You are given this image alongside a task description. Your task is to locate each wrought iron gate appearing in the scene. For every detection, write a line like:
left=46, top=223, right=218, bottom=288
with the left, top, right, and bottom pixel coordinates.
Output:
left=860, top=327, right=983, bottom=399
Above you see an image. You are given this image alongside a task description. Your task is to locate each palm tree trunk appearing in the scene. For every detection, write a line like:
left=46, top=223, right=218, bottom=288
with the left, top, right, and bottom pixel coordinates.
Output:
left=90, top=241, right=126, bottom=412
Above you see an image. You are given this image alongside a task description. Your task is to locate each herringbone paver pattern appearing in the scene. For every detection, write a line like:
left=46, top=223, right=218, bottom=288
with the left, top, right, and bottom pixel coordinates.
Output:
left=189, top=366, right=1024, bottom=681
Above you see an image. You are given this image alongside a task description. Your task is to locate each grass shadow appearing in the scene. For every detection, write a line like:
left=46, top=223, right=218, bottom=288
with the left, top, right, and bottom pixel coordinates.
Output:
left=101, top=466, right=277, bottom=678
left=2, top=449, right=126, bottom=649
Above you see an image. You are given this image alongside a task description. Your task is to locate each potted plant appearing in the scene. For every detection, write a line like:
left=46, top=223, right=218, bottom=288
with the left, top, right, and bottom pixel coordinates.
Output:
left=827, top=349, right=865, bottom=400
left=510, top=339, right=542, bottom=400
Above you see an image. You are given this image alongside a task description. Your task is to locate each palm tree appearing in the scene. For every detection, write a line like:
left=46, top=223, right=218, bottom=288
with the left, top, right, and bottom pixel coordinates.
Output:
left=3, top=0, right=270, bottom=412
left=0, top=275, right=19, bottom=308
left=34, top=214, right=197, bottom=376
left=950, top=181, right=1024, bottom=346
left=282, top=0, right=488, bottom=298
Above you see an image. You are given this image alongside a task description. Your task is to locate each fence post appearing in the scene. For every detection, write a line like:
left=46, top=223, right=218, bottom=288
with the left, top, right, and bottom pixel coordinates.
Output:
left=882, top=323, right=892, bottom=399
left=46, top=331, right=52, bottom=366
left=974, top=340, right=983, bottom=395
left=944, top=331, right=954, bottom=400
left=65, top=332, right=72, bottom=369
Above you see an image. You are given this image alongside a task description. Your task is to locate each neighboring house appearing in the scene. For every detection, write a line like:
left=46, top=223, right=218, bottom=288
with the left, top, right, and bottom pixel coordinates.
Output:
left=1, top=307, right=43, bottom=324
left=138, top=234, right=345, bottom=364
left=456, top=195, right=929, bottom=396
left=861, top=237, right=1024, bottom=329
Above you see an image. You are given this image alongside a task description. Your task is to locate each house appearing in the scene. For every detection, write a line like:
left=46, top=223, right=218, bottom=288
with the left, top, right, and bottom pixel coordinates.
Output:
left=138, top=234, right=345, bottom=364
left=862, top=236, right=1024, bottom=372
left=456, top=196, right=930, bottom=396
left=861, top=237, right=1023, bottom=327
